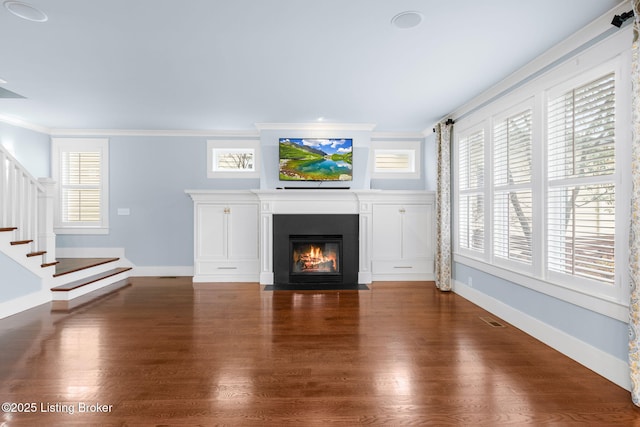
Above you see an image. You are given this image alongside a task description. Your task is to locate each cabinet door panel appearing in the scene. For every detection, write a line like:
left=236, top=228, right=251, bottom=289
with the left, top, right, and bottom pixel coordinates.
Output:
left=197, top=205, right=227, bottom=259
left=403, top=205, right=432, bottom=259
left=372, top=205, right=402, bottom=259
left=227, top=204, right=259, bottom=260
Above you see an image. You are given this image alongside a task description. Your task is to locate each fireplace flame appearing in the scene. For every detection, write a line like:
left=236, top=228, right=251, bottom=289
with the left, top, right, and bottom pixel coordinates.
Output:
left=295, top=245, right=337, bottom=272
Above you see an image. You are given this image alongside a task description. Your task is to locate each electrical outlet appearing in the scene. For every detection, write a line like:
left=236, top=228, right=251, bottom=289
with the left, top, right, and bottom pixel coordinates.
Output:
left=468, top=277, right=473, bottom=287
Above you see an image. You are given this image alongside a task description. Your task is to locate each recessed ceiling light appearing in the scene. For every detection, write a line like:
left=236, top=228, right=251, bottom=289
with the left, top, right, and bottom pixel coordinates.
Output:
left=3, top=1, right=48, bottom=22
left=391, top=11, right=423, bottom=29
left=0, top=78, right=6, bottom=85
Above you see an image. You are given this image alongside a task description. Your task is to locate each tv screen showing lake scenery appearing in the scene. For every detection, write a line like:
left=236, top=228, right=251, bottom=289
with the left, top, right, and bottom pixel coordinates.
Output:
left=279, top=138, right=353, bottom=181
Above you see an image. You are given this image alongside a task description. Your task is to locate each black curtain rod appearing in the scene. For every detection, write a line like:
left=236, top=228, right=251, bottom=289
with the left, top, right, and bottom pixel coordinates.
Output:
left=432, top=118, right=455, bottom=133
left=611, top=10, right=634, bottom=28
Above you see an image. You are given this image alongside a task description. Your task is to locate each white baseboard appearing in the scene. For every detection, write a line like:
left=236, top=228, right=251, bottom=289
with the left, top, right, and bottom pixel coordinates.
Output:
left=358, top=271, right=372, bottom=284
left=0, top=288, right=50, bottom=320
left=193, top=273, right=258, bottom=283
left=372, top=273, right=435, bottom=281
left=260, top=272, right=274, bottom=285
left=133, top=266, right=194, bottom=277
left=453, top=279, right=631, bottom=391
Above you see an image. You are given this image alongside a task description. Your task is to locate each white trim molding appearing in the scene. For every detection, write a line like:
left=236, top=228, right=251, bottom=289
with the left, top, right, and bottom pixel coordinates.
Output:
left=453, top=279, right=631, bottom=391
left=50, top=128, right=260, bottom=138
left=255, top=123, right=377, bottom=132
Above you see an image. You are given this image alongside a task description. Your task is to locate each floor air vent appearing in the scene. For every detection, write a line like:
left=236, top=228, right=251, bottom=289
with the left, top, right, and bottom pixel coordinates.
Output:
left=480, top=316, right=506, bottom=328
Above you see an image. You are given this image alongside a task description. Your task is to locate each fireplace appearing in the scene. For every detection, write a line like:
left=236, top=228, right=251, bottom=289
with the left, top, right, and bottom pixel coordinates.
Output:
left=291, top=236, right=341, bottom=280
left=273, top=214, right=358, bottom=289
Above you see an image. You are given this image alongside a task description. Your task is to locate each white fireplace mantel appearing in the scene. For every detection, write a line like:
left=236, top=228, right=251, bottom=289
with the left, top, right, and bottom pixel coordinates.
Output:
left=185, top=189, right=435, bottom=285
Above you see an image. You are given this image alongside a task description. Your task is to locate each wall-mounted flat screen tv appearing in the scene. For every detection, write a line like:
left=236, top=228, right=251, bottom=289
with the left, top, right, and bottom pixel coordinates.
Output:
left=279, top=138, right=353, bottom=181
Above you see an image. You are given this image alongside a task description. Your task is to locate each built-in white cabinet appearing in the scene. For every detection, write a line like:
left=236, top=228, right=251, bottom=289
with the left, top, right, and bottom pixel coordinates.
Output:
left=186, top=190, right=435, bottom=284
left=188, top=192, right=259, bottom=282
left=371, top=194, right=434, bottom=280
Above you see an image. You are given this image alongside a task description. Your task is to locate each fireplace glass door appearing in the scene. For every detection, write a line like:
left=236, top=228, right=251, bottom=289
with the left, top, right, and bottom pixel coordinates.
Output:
left=290, top=237, right=341, bottom=278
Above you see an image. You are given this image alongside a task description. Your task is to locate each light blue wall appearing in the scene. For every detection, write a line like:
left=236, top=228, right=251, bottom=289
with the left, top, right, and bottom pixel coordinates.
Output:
left=424, top=132, right=437, bottom=191
left=0, top=252, right=41, bottom=302
left=453, top=263, right=629, bottom=362
left=56, top=136, right=259, bottom=266
left=54, top=131, right=432, bottom=266
left=0, top=122, right=50, bottom=178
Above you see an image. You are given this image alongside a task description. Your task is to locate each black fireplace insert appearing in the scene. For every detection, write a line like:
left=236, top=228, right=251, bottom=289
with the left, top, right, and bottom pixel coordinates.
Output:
left=273, top=214, right=358, bottom=289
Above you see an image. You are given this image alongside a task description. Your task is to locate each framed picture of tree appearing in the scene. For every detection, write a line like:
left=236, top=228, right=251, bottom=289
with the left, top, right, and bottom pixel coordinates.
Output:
left=207, top=140, right=260, bottom=179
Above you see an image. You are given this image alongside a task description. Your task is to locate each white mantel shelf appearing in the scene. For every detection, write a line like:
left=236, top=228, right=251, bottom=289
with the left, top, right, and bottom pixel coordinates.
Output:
left=185, top=189, right=435, bottom=285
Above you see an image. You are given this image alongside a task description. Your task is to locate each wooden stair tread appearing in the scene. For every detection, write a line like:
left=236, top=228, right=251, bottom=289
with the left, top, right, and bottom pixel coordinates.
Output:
left=54, top=257, right=121, bottom=277
left=42, top=261, right=60, bottom=268
left=27, top=251, right=47, bottom=257
left=52, top=267, right=132, bottom=292
left=0, top=227, right=17, bottom=232
left=10, top=240, right=33, bottom=245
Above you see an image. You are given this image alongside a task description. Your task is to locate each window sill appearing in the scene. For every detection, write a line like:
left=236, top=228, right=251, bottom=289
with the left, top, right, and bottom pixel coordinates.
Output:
left=54, top=227, right=109, bottom=235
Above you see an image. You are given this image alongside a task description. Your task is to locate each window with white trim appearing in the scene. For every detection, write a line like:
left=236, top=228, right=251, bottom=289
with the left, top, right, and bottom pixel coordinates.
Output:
left=370, top=140, right=421, bottom=179
left=457, top=128, right=485, bottom=253
left=453, top=51, right=630, bottom=313
left=493, top=106, right=533, bottom=265
left=207, top=140, right=260, bottom=178
left=546, top=73, right=616, bottom=286
left=52, top=138, right=109, bottom=234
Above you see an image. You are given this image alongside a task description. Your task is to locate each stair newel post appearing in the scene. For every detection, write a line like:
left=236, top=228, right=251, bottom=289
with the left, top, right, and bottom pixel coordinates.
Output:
left=0, top=149, right=6, bottom=227
left=38, top=178, right=57, bottom=264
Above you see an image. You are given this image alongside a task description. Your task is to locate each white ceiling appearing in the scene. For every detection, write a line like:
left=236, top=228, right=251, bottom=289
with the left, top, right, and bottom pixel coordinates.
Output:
left=0, top=0, right=624, bottom=133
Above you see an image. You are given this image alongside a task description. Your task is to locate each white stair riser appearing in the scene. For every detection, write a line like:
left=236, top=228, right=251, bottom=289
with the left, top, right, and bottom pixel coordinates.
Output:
left=51, top=271, right=131, bottom=301
left=0, top=232, right=16, bottom=246
left=47, top=261, right=123, bottom=288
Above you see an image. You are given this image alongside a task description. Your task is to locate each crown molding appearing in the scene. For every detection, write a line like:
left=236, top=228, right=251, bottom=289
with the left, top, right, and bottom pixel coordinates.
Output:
left=371, top=131, right=425, bottom=140
left=49, top=128, right=260, bottom=138
left=254, top=122, right=377, bottom=132
left=0, top=114, right=51, bottom=135
left=421, top=127, right=435, bottom=137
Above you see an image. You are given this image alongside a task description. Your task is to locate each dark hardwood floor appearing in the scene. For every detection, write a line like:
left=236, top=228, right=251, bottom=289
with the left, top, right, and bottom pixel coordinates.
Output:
left=1, top=278, right=639, bottom=425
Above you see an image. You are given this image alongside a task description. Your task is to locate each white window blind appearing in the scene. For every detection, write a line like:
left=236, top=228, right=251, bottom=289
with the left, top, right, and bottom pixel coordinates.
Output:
left=547, top=73, right=616, bottom=285
left=458, top=129, right=485, bottom=252
left=493, top=109, right=533, bottom=263
left=52, top=138, right=109, bottom=234
left=374, top=149, right=415, bottom=172
left=61, top=151, right=101, bottom=223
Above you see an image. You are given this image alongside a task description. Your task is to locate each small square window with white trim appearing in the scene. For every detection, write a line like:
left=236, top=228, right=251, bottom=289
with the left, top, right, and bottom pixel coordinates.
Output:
left=207, top=140, right=260, bottom=178
left=370, top=141, right=421, bottom=179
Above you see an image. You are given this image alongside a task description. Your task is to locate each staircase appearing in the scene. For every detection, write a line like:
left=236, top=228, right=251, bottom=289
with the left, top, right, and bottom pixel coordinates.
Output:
left=1, top=144, right=131, bottom=319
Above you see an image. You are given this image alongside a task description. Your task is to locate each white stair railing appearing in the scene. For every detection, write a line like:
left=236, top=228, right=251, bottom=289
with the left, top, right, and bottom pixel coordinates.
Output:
left=0, top=144, right=56, bottom=264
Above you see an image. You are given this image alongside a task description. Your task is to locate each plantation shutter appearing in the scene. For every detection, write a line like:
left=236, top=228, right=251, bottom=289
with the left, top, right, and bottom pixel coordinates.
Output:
left=60, top=151, right=102, bottom=223
left=547, top=73, right=616, bottom=285
left=374, top=150, right=414, bottom=172
left=493, top=109, right=533, bottom=263
left=458, top=129, right=484, bottom=252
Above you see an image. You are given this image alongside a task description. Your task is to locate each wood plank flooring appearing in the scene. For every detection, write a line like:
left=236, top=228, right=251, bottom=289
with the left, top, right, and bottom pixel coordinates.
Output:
left=0, top=278, right=639, bottom=425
